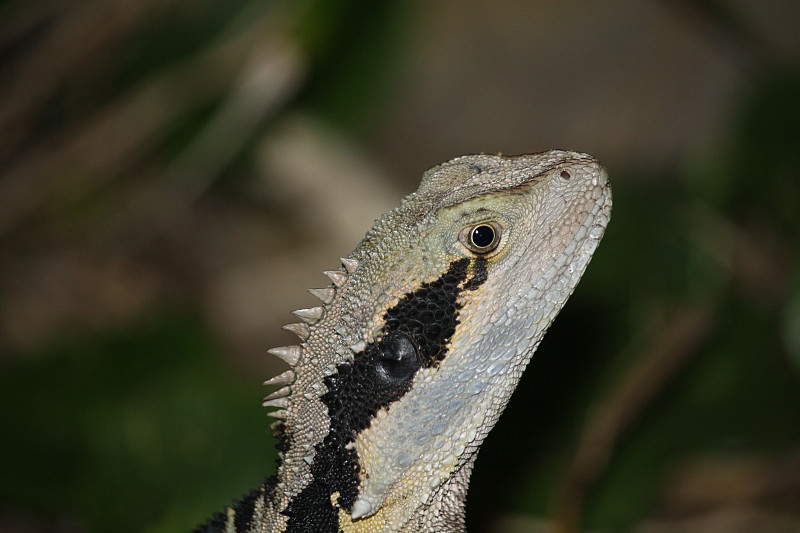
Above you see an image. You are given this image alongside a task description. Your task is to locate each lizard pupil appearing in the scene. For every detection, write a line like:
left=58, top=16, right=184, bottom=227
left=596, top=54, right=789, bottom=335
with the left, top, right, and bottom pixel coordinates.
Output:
left=470, top=225, right=496, bottom=250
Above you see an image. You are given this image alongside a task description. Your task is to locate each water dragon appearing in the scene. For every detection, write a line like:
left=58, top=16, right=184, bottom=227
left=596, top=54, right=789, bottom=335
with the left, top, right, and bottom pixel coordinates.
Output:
left=196, top=150, right=612, bottom=532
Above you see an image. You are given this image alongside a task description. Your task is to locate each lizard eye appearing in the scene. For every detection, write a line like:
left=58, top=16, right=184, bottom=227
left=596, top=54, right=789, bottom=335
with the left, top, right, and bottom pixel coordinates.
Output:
left=460, top=222, right=501, bottom=254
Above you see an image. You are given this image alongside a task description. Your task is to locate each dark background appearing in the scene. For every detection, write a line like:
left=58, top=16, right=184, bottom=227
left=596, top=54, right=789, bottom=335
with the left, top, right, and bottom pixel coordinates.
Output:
left=1, top=1, right=799, bottom=532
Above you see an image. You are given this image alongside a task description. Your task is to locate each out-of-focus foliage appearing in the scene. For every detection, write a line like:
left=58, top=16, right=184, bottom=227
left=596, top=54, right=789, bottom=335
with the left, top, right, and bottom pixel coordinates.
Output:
left=0, top=311, right=273, bottom=532
left=0, top=1, right=798, bottom=532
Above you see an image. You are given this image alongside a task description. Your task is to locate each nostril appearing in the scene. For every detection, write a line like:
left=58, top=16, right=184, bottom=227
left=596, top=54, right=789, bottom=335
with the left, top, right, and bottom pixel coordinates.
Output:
left=560, top=170, right=572, bottom=180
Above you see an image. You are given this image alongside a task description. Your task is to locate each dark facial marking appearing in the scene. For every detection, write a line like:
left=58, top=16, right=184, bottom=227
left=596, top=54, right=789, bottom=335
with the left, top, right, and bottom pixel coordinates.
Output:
left=463, top=256, right=488, bottom=290
left=383, top=257, right=469, bottom=367
left=284, top=333, right=424, bottom=531
left=283, top=258, right=489, bottom=531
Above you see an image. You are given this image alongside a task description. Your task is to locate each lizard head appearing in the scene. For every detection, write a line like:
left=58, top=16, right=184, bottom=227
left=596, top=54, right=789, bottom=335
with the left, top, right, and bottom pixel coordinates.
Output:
left=264, top=150, right=611, bottom=532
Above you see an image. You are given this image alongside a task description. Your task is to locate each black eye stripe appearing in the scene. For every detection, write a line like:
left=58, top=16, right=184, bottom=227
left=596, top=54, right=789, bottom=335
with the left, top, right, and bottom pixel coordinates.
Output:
left=382, top=258, right=468, bottom=367
left=283, top=258, right=489, bottom=530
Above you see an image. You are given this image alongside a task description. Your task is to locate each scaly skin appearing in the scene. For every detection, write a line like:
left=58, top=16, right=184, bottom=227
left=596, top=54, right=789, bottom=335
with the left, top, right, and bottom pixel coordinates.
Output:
left=197, top=150, right=612, bottom=533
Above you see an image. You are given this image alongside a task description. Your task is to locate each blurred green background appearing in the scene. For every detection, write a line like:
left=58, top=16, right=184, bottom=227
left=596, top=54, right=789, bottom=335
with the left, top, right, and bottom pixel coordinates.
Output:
left=1, top=1, right=799, bottom=532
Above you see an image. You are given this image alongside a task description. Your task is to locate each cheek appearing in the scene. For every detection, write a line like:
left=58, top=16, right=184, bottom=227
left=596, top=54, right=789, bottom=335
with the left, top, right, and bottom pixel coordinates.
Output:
left=352, top=367, right=477, bottom=513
